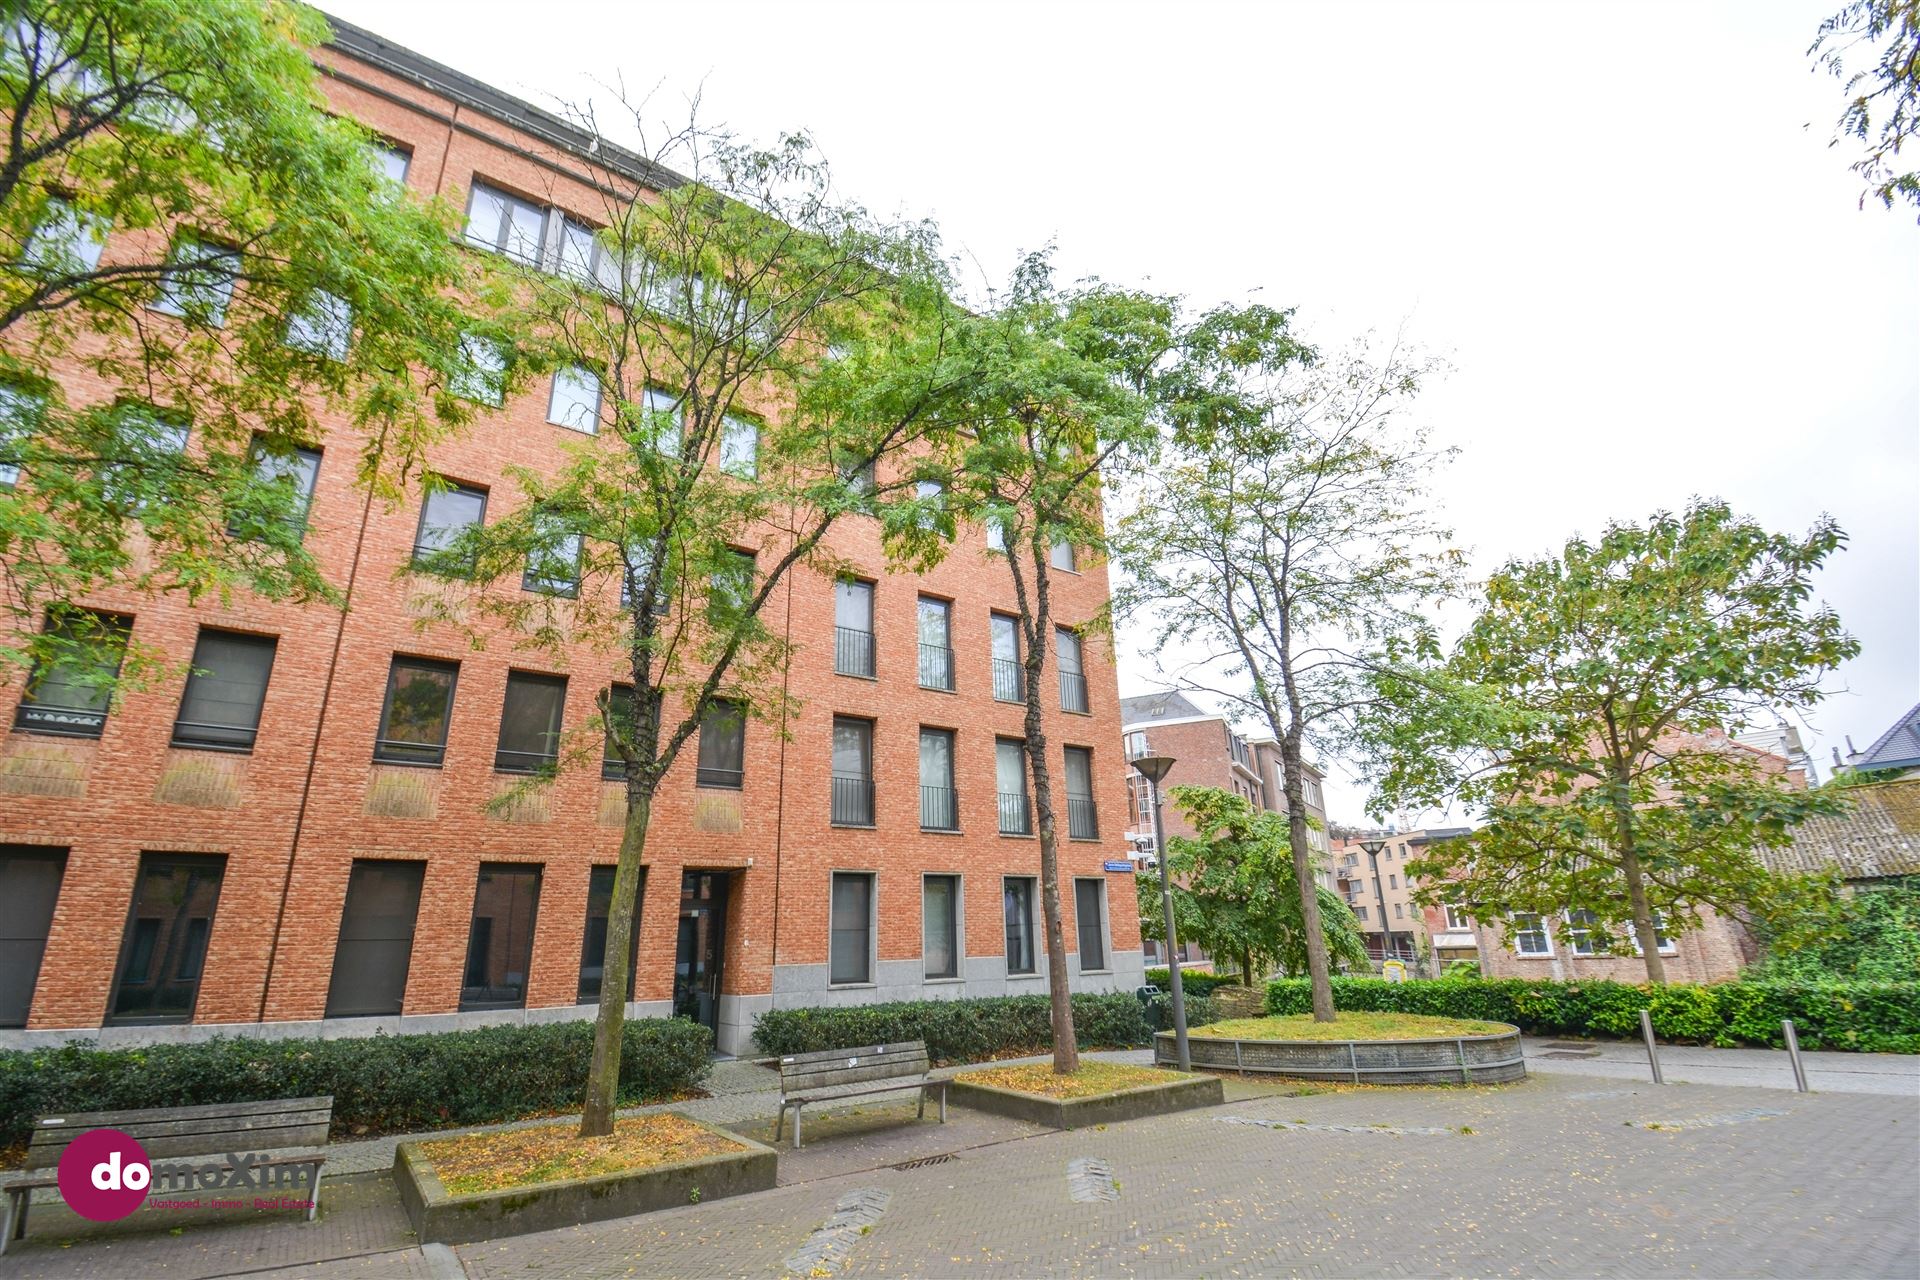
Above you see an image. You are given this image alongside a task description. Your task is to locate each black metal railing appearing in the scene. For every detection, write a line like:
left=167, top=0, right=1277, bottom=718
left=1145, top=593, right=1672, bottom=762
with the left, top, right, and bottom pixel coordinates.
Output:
left=13, top=701, right=107, bottom=738
left=374, top=737, right=446, bottom=767
left=830, top=774, right=874, bottom=826
left=920, top=784, right=958, bottom=831
left=602, top=756, right=627, bottom=781
left=494, top=746, right=558, bottom=774
left=992, top=657, right=1024, bottom=703
left=997, top=791, right=1032, bottom=835
left=1059, top=669, right=1089, bottom=714
left=918, top=642, right=954, bottom=691
left=834, top=626, right=875, bottom=678
left=695, top=765, right=744, bottom=789
left=1066, top=796, right=1098, bottom=840
left=170, top=719, right=257, bottom=752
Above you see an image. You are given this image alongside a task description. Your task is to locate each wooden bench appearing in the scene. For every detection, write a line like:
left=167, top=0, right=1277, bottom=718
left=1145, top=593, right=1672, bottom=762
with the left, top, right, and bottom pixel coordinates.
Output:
left=773, top=1042, right=946, bottom=1149
left=2, top=1096, right=333, bottom=1254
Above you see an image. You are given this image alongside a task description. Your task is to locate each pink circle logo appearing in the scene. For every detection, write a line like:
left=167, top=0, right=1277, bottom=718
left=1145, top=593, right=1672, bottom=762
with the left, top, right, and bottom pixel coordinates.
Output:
left=56, top=1128, right=151, bottom=1222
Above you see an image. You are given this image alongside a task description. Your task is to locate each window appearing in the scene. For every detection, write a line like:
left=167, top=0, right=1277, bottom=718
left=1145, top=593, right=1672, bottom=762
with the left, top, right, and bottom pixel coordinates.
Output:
left=0, top=847, right=67, bottom=1029
left=374, top=656, right=459, bottom=766
left=1356, top=904, right=1369, bottom=922
left=1564, top=908, right=1602, bottom=956
left=920, top=727, right=957, bottom=831
left=1057, top=628, right=1089, bottom=713
left=924, top=874, right=960, bottom=980
left=171, top=630, right=277, bottom=751
left=1050, top=536, right=1077, bottom=572
left=720, top=414, right=758, bottom=478
left=554, top=214, right=620, bottom=291
left=1075, top=878, right=1108, bottom=972
left=451, top=333, right=507, bottom=405
left=696, top=698, right=745, bottom=788
left=1003, top=877, right=1036, bottom=975
left=102, top=404, right=188, bottom=510
left=829, top=872, right=873, bottom=985
left=917, top=596, right=954, bottom=691
left=494, top=671, right=566, bottom=773
left=985, top=515, right=1008, bottom=553
left=1389, top=874, right=1398, bottom=889
left=108, top=854, right=226, bottom=1024
left=0, top=382, right=42, bottom=488
left=989, top=740, right=1031, bottom=839
left=990, top=612, right=1022, bottom=702
left=324, top=860, right=424, bottom=1018
left=151, top=236, right=239, bottom=325
left=578, top=865, right=644, bottom=1003
left=286, top=290, right=352, bottom=361
left=1394, top=902, right=1404, bottom=919
left=639, top=386, right=683, bottom=456
left=1511, top=912, right=1551, bottom=956
left=21, top=196, right=108, bottom=274
left=14, top=610, right=131, bottom=737
left=710, top=548, right=756, bottom=618
left=834, top=579, right=875, bottom=678
left=1444, top=903, right=1470, bottom=930
left=411, top=481, right=487, bottom=573
left=522, top=515, right=582, bottom=597
left=1064, top=745, right=1098, bottom=840
left=371, top=141, right=411, bottom=185
left=547, top=365, right=601, bottom=432
left=839, top=454, right=876, bottom=497
left=463, top=180, right=546, bottom=265
left=915, top=478, right=944, bottom=531
left=460, top=864, right=542, bottom=1010
left=830, top=716, right=874, bottom=826
left=233, top=439, right=321, bottom=539
left=602, top=684, right=635, bottom=780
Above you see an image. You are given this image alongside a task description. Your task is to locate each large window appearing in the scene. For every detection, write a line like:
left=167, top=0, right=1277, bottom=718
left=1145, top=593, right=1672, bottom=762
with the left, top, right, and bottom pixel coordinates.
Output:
left=547, top=365, right=601, bottom=433
left=602, top=683, right=635, bottom=780
left=412, top=480, right=487, bottom=573
left=924, top=874, right=960, bottom=980
left=1075, top=878, right=1108, bottom=972
left=236, top=439, right=322, bottom=539
left=451, top=333, right=507, bottom=406
left=834, top=579, right=875, bottom=678
left=286, top=291, right=352, bottom=361
left=0, top=847, right=67, bottom=1028
left=1056, top=627, right=1089, bottom=713
left=1050, top=536, right=1077, bottom=572
left=463, top=180, right=547, bottom=264
left=720, top=413, right=758, bottom=478
left=102, top=403, right=188, bottom=510
left=830, top=716, right=874, bottom=826
left=1003, top=877, right=1036, bottom=975
left=171, top=629, right=277, bottom=752
left=917, top=596, right=954, bottom=691
left=1511, top=912, right=1551, bottom=956
left=151, top=236, right=239, bottom=326
left=990, top=613, right=1022, bottom=703
left=709, top=548, right=756, bottom=618
left=1064, top=746, right=1099, bottom=840
left=13, top=610, right=131, bottom=738
left=324, top=860, right=424, bottom=1018
left=108, top=853, right=226, bottom=1024
left=0, top=382, right=43, bottom=488
left=22, top=196, right=107, bottom=274
left=579, top=865, right=644, bottom=1003
left=461, top=864, right=542, bottom=1010
left=829, top=871, right=874, bottom=985
left=919, top=727, right=957, bottom=831
left=696, top=698, right=746, bottom=788
left=522, top=515, right=582, bottom=597
left=374, top=656, right=459, bottom=766
left=996, top=738, right=1031, bottom=835
left=494, top=671, right=566, bottom=773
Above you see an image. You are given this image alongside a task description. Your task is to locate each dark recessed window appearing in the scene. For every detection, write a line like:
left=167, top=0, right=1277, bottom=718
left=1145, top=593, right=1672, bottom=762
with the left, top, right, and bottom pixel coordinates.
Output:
left=1076, top=878, right=1108, bottom=973
left=602, top=683, right=635, bottom=780
left=917, top=597, right=954, bottom=691
left=373, top=656, right=459, bottom=767
left=494, top=671, right=566, bottom=773
left=830, top=716, right=874, bottom=827
left=107, top=853, right=226, bottom=1025
left=996, top=738, right=1031, bottom=836
left=14, top=610, right=132, bottom=738
left=578, top=865, right=644, bottom=1003
left=829, top=871, right=873, bottom=985
left=1065, top=746, right=1099, bottom=840
left=324, top=860, right=425, bottom=1018
left=924, top=874, right=959, bottom=981
left=919, top=727, right=957, bottom=831
left=1004, top=877, right=1036, bottom=975
left=0, top=847, right=68, bottom=1029
left=695, top=698, right=745, bottom=789
left=460, top=863, right=541, bottom=1011
left=834, top=579, right=875, bottom=678
left=412, top=480, right=487, bottom=573
left=171, top=629, right=277, bottom=752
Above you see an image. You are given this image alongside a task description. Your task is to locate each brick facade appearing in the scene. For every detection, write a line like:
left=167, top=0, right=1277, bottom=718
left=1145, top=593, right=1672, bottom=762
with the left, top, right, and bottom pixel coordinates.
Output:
left=1469, top=905, right=1755, bottom=985
left=0, top=20, right=1142, bottom=1055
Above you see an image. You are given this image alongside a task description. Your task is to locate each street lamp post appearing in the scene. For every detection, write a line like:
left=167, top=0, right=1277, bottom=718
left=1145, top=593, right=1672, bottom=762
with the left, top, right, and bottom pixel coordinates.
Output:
left=1132, top=753, right=1189, bottom=1070
left=1359, top=833, right=1392, bottom=968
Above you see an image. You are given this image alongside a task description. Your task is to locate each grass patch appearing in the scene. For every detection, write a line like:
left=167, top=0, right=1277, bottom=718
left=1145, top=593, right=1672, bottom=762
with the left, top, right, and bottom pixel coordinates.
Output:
left=955, top=1061, right=1188, bottom=1098
left=418, top=1113, right=745, bottom=1196
left=1192, top=1011, right=1511, bottom=1041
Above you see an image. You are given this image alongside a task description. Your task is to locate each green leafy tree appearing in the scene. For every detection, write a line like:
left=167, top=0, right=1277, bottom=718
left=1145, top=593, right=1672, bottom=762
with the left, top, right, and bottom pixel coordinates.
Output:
left=1, top=0, right=498, bottom=683
left=1116, top=330, right=1459, bottom=1021
left=1749, top=876, right=1920, bottom=981
left=1812, top=0, right=1920, bottom=220
left=1365, top=500, right=1861, bottom=983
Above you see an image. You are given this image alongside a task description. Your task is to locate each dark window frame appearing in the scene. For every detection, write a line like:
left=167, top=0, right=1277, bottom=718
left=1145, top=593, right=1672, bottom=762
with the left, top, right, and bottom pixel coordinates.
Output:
left=105, top=852, right=227, bottom=1026
left=923, top=872, right=961, bottom=981
left=494, top=670, right=567, bottom=774
left=695, top=697, right=746, bottom=789
left=373, top=655, right=460, bottom=767
left=13, top=610, right=133, bottom=739
left=411, top=479, right=489, bottom=574
left=830, top=715, right=875, bottom=827
left=1003, top=876, right=1037, bottom=976
left=170, top=628, right=278, bottom=753
left=828, top=870, right=875, bottom=986
left=459, top=862, right=543, bottom=1011
left=324, top=859, right=425, bottom=1018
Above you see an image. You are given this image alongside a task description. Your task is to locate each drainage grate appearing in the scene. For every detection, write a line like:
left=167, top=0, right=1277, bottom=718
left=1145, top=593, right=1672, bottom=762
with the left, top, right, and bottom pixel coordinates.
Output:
left=891, top=1153, right=956, bottom=1171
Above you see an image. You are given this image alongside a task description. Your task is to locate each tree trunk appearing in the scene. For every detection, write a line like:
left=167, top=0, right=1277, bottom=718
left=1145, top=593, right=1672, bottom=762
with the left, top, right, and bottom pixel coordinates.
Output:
left=580, top=787, right=653, bottom=1137
left=1279, top=731, right=1336, bottom=1021
left=1024, top=659, right=1080, bottom=1075
left=1607, top=763, right=1666, bottom=984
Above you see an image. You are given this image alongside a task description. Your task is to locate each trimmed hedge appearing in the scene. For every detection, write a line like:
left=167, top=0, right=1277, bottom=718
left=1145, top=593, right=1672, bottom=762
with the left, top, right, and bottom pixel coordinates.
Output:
left=1144, top=968, right=1248, bottom=998
left=0, top=1017, right=712, bottom=1152
left=752, top=992, right=1152, bottom=1063
left=1264, top=977, right=1920, bottom=1053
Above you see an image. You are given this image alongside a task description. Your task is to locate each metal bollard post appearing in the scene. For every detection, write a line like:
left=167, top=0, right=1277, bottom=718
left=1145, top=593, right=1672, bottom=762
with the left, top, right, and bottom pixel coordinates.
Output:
left=1782, top=1019, right=1809, bottom=1093
left=1639, top=1009, right=1664, bottom=1085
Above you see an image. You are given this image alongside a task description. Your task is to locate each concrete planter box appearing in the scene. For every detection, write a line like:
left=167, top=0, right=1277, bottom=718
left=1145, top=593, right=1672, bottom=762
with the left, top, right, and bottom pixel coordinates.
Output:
left=948, top=1071, right=1224, bottom=1129
left=393, top=1115, right=776, bottom=1245
left=1159, top=1025, right=1526, bottom=1085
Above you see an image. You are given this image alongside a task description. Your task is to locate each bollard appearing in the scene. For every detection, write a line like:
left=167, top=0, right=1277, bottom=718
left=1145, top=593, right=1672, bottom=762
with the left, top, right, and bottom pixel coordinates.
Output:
left=1783, top=1019, right=1809, bottom=1093
left=1640, top=1009, right=1664, bottom=1085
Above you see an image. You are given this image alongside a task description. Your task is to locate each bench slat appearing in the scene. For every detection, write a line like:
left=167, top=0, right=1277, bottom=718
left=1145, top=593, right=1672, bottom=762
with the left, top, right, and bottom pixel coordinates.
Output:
left=31, top=1096, right=333, bottom=1130
left=25, top=1098, right=334, bottom=1169
left=30, top=1110, right=332, bottom=1146
left=785, top=1078, right=938, bottom=1104
left=777, top=1042, right=925, bottom=1068
left=782, top=1064, right=928, bottom=1094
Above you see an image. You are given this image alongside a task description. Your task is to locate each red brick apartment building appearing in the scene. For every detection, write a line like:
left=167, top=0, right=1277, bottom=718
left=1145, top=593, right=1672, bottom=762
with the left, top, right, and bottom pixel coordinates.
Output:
left=0, top=17, right=1142, bottom=1056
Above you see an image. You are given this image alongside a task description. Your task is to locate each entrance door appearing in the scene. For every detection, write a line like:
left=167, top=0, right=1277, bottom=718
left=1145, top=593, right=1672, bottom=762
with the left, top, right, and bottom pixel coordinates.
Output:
left=0, top=847, right=68, bottom=1028
left=673, top=871, right=728, bottom=1037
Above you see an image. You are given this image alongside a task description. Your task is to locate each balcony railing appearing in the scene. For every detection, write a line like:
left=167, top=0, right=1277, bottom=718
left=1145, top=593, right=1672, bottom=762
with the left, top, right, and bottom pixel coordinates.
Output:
left=831, top=774, right=874, bottom=826
left=493, top=746, right=559, bottom=774
left=374, top=736, right=446, bottom=767
left=997, top=791, right=1032, bottom=835
left=1059, top=669, right=1089, bottom=714
left=695, top=765, right=744, bottom=789
left=918, top=642, right=954, bottom=691
left=14, top=701, right=107, bottom=738
left=1066, top=795, right=1099, bottom=840
left=992, top=657, right=1024, bottom=703
left=920, top=784, right=958, bottom=831
left=834, top=626, right=875, bottom=678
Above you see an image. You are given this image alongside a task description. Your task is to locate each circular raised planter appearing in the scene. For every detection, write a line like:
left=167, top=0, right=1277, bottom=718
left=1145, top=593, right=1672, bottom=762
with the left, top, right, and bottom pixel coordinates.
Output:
left=1156, top=1025, right=1526, bottom=1085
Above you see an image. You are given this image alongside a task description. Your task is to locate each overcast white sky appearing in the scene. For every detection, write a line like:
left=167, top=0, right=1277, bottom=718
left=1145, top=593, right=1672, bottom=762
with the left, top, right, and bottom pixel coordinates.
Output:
left=327, top=0, right=1919, bottom=823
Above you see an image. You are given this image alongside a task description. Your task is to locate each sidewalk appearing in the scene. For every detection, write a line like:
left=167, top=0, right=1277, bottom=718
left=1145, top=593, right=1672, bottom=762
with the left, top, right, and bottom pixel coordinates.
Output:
left=1519, top=1034, right=1920, bottom=1095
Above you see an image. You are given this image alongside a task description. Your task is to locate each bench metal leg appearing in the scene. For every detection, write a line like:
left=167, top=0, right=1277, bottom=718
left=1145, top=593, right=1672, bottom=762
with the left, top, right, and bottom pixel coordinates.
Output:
left=307, top=1164, right=324, bottom=1222
left=792, top=1105, right=803, bottom=1150
left=2, top=1187, right=28, bottom=1256
left=917, top=1088, right=926, bottom=1120
left=773, top=1102, right=785, bottom=1144
left=938, top=1083, right=947, bottom=1124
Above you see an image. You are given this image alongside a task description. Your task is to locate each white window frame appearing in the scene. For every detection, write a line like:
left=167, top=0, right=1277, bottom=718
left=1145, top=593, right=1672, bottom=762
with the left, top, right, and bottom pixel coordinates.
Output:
left=1443, top=903, right=1470, bottom=930
left=1510, top=911, right=1553, bottom=957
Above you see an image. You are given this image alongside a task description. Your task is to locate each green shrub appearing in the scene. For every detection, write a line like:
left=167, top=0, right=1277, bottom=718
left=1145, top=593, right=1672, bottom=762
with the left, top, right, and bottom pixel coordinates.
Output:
left=0, top=1016, right=711, bottom=1152
left=1143, top=968, right=1252, bottom=998
left=1262, top=976, right=1920, bottom=1052
left=751, top=992, right=1151, bottom=1062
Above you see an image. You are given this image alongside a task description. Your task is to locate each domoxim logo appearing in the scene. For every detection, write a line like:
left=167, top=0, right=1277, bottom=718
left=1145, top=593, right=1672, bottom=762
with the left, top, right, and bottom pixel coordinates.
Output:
left=55, top=1128, right=152, bottom=1222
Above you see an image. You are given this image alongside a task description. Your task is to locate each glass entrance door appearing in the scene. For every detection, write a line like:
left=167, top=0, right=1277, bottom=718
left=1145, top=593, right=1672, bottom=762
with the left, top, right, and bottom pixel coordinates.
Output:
left=673, top=871, right=728, bottom=1038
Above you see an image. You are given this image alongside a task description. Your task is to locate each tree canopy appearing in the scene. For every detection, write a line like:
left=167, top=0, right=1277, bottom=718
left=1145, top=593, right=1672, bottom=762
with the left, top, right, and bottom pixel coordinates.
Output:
left=1812, top=0, right=1920, bottom=220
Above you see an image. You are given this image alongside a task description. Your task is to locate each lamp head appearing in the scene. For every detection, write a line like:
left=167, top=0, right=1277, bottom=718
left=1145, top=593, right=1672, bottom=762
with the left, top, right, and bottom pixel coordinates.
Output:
left=1132, top=754, right=1177, bottom=786
left=1359, top=833, right=1388, bottom=856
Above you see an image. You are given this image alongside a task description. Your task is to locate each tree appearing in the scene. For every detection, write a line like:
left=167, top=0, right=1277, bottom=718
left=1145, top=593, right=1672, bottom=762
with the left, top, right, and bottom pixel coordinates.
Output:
left=1748, top=875, right=1920, bottom=982
left=0, top=0, right=494, bottom=683
left=427, top=106, right=959, bottom=1136
left=1364, top=501, right=1860, bottom=983
left=1135, top=785, right=1369, bottom=983
left=1116, top=327, right=1459, bottom=1021
left=1812, top=0, right=1920, bottom=220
